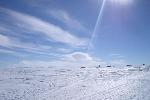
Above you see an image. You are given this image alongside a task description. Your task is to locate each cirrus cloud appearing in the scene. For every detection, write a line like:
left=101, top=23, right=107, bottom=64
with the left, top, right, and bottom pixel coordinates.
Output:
left=0, top=7, right=88, bottom=47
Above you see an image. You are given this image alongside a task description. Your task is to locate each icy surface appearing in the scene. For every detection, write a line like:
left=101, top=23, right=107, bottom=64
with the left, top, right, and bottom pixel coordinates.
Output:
left=0, top=66, right=150, bottom=100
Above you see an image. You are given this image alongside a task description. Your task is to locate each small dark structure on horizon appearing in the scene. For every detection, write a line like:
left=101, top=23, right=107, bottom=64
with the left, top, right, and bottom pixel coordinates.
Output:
left=126, top=65, right=132, bottom=67
left=81, top=66, right=86, bottom=69
left=96, top=65, right=101, bottom=68
left=143, top=64, right=145, bottom=66
left=106, top=65, right=111, bottom=67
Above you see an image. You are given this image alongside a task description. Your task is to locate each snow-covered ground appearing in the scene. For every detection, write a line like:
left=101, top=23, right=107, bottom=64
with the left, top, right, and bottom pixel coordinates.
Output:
left=0, top=66, right=150, bottom=100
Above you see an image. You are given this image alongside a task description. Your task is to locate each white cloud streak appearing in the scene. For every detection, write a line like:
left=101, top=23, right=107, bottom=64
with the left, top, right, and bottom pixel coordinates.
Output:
left=0, top=48, right=16, bottom=54
left=49, top=10, right=88, bottom=32
left=56, top=48, right=73, bottom=53
left=64, top=52, right=93, bottom=61
left=0, top=34, right=51, bottom=54
left=0, top=7, right=88, bottom=47
left=14, top=52, right=106, bottom=68
left=110, top=53, right=125, bottom=59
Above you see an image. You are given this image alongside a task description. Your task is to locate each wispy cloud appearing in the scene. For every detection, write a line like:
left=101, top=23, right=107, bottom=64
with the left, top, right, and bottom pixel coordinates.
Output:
left=14, top=52, right=106, bottom=68
left=56, top=48, right=73, bottom=53
left=109, top=53, right=125, bottom=59
left=0, top=48, right=29, bottom=57
left=60, top=52, right=106, bottom=67
left=49, top=10, right=88, bottom=32
left=63, top=52, right=93, bottom=61
left=0, top=7, right=88, bottom=47
left=0, top=48, right=16, bottom=54
left=0, top=34, right=51, bottom=54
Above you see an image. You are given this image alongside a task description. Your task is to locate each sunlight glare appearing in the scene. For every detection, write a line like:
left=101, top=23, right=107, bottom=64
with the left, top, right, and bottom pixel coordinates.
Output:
left=110, top=0, right=133, bottom=5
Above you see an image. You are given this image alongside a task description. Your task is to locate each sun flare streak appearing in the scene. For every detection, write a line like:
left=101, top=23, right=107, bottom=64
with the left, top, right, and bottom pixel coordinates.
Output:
left=87, top=0, right=106, bottom=53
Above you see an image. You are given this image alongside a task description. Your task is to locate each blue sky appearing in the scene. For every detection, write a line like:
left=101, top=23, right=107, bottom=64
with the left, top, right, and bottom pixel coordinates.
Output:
left=0, top=0, right=150, bottom=67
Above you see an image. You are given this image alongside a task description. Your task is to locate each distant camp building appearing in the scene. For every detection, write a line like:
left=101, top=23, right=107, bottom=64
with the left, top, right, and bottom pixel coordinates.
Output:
left=126, top=65, right=132, bottom=67
left=106, top=65, right=111, bottom=67
left=80, top=66, right=86, bottom=69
